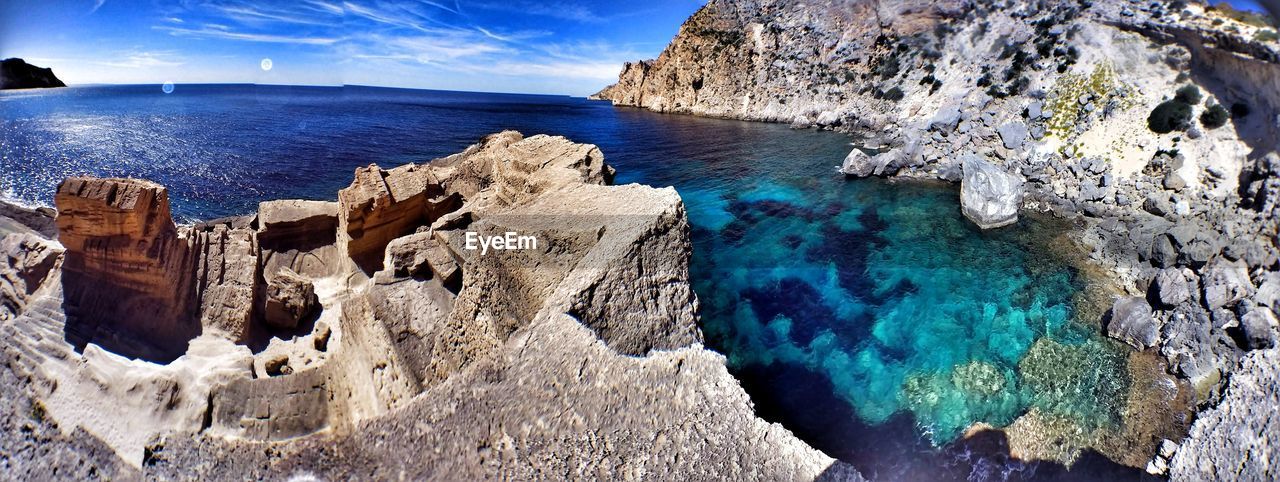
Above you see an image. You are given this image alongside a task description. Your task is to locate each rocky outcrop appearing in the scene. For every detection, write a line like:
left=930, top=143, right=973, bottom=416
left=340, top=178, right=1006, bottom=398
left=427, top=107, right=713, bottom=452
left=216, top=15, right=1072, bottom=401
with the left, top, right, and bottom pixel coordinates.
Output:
left=1107, top=296, right=1160, bottom=349
left=0, top=58, right=66, bottom=90
left=55, top=178, right=200, bottom=361
left=1, top=132, right=858, bottom=480
left=1168, top=348, right=1279, bottom=481
left=960, top=155, right=1024, bottom=229
left=595, top=0, right=1280, bottom=474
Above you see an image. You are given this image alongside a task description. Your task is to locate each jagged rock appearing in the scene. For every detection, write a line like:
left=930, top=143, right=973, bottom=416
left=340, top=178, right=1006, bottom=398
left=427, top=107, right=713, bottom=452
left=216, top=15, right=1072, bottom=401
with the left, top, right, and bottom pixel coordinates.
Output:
left=1151, top=268, right=1192, bottom=308
left=385, top=231, right=460, bottom=286
left=0, top=233, right=61, bottom=320
left=191, top=224, right=259, bottom=341
left=1256, top=272, right=1280, bottom=310
left=1108, top=296, right=1160, bottom=349
left=1240, top=306, right=1279, bottom=350
left=0, top=201, right=57, bottom=238
left=263, top=269, right=317, bottom=330
left=55, top=177, right=198, bottom=361
left=1169, top=348, right=1280, bottom=481
left=0, top=58, right=65, bottom=90
left=960, top=154, right=1024, bottom=229
left=1202, top=258, right=1255, bottom=310
left=338, top=163, right=459, bottom=273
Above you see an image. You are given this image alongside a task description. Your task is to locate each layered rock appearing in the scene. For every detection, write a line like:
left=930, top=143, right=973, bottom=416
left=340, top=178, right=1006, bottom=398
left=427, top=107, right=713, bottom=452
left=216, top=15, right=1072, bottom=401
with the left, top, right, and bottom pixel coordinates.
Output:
left=0, top=58, right=66, bottom=90
left=55, top=178, right=200, bottom=361
left=2, top=132, right=859, bottom=479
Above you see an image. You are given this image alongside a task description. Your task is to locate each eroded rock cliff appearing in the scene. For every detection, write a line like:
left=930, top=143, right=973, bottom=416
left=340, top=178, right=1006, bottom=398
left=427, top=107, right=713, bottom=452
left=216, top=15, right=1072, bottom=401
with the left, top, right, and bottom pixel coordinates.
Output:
left=0, top=132, right=862, bottom=480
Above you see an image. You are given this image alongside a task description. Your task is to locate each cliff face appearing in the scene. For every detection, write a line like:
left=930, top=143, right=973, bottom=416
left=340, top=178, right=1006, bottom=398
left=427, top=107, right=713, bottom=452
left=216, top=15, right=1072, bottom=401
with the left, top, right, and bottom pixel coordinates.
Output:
left=0, top=58, right=66, bottom=90
left=598, top=0, right=1280, bottom=476
left=0, top=132, right=862, bottom=480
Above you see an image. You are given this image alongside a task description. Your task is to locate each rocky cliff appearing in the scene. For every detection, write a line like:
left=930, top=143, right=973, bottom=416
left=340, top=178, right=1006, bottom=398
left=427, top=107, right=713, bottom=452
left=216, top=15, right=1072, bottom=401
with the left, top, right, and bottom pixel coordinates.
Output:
left=0, top=58, right=66, bottom=90
left=599, top=0, right=1280, bottom=477
left=0, top=132, right=863, bottom=480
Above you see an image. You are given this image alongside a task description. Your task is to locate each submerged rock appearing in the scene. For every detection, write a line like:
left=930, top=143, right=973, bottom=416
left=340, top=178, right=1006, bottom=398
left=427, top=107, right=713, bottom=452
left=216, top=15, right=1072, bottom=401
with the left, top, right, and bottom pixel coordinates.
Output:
left=960, top=155, right=1024, bottom=229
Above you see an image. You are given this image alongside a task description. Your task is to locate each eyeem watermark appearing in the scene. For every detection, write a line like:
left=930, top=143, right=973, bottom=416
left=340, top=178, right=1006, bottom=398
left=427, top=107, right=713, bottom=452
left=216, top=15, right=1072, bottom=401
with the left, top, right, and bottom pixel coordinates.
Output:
left=464, top=231, right=538, bottom=255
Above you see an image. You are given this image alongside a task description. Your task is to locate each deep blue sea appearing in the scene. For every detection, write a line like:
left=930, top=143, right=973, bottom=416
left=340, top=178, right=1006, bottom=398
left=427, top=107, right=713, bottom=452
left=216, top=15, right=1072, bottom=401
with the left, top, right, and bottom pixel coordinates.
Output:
left=1, top=85, right=1144, bottom=481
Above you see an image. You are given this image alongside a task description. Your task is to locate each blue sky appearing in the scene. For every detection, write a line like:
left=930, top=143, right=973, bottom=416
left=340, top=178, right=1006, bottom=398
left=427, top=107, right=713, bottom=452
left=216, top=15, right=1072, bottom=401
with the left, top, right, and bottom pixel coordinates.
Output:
left=0, top=0, right=705, bottom=95
left=1, top=1, right=1271, bottom=95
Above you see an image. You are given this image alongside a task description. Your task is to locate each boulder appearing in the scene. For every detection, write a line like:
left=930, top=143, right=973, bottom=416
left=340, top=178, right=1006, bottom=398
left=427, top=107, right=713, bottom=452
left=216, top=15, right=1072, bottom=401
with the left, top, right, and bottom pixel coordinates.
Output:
left=1106, top=296, right=1160, bottom=349
left=839, top=148, right=875, bottom=177
left=263, top=268, right=318, bottom=330
left=1151, top=268, right=1192, bottom=308
left=1202, top=258, right=1254, bottom=310
left=258, top=200, right=340, bottom=280
left=385, top=231, right=460, bottom=286
left=997, top=121, right=1029, bottom=150
left=960, top=154, right=1024, bottom=229
left=1239, top=306, right=1278, bottom=350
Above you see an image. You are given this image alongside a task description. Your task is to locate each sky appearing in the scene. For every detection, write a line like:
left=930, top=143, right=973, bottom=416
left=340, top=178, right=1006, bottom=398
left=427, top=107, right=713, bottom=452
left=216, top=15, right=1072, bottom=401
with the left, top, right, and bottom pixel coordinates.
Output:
left=0, top=0, right=706, bottom=95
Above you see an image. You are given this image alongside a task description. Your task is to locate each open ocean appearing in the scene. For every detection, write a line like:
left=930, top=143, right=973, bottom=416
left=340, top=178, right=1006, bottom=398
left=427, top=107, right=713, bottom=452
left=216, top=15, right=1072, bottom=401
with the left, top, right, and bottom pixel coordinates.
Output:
left=0, top=84, right=1145, bottom=481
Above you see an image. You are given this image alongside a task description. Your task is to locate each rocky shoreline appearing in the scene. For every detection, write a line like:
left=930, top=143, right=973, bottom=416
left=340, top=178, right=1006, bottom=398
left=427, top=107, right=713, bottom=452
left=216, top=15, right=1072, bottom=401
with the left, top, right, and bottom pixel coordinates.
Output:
left=595, top=0, right=1280, bottom=477
left=0, top=132, right=865, bottom=480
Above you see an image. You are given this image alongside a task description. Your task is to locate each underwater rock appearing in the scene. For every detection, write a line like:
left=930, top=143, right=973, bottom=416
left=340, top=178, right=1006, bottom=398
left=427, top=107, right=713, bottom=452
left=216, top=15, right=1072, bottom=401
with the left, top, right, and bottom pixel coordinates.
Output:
left=960, top=155, right=1024, bottom=229
left=1107, top=296, right=1160, bottom=350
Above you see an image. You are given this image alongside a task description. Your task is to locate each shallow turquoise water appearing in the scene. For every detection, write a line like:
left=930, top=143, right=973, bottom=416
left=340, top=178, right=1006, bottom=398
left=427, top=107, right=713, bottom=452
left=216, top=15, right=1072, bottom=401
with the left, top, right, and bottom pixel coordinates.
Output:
left=690, top=178, right=1128, bottom=445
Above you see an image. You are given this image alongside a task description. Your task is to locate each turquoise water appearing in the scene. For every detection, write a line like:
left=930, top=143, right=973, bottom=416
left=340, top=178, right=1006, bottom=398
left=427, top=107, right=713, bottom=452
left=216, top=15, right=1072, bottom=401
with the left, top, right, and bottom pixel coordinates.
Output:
left=1, top=85, right=1140, bottom=480
left=690, top=178, right=1127, bottom=446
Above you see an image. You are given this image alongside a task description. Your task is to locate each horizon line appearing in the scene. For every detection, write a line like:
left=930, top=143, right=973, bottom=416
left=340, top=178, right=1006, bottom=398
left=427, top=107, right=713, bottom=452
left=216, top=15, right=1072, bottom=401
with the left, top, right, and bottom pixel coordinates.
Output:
left=16, top=81, right=602, bottom=99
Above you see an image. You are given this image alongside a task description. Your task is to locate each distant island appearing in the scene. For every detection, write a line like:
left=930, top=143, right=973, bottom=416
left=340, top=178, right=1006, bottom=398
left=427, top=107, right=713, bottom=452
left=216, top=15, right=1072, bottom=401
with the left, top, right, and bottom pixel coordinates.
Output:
left=0, top=58, right=66, bottom=90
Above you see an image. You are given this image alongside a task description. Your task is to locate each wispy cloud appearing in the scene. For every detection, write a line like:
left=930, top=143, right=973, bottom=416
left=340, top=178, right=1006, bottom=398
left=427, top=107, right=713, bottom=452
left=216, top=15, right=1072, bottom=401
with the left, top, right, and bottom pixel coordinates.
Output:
left=94, top=50, right=186, bottom=68
left=155, top=25, right=340, bottom=45
left=90, top=0, right=107, bottom=14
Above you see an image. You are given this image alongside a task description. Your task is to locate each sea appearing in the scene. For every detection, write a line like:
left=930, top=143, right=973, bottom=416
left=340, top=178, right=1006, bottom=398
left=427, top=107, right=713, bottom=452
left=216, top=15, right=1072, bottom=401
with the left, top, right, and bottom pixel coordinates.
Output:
left=0, top=84, right=1148, bottom=481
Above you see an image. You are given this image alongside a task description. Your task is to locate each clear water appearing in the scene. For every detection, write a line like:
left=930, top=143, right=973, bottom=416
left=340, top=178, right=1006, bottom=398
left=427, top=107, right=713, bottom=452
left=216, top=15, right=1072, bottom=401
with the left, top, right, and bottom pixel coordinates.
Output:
left=0, top=85, right=1142, bottom=480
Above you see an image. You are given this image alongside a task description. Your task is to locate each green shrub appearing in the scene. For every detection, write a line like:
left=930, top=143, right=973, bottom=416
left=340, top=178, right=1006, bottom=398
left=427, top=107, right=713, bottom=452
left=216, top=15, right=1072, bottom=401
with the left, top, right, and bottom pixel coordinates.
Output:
left=1232, top=102, right=1251, bottom=118
left=1148, top=100, right=1193, bottom=134
left=881, top=87, right=905, bottom=101
left=1257, top=29, right=1280, bottom=42
left=1201, top=104, right=1230, bottom=129
left=1175, top=85, right=1202, bottom=105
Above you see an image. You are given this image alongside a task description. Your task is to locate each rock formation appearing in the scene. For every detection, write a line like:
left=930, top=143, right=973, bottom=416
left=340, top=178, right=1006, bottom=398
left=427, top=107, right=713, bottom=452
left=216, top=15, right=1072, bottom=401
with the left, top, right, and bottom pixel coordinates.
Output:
left=0, top=132, right=862, bottom=480
left=0, top=58, right=66, bottom=90
left=596, top=0, right=1280, bottom=476
left=960, top=154, right=1024, bottom=229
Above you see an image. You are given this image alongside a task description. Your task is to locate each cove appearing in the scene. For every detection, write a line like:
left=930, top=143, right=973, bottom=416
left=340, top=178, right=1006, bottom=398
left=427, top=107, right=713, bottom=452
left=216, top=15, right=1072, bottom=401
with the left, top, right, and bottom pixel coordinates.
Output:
left=0, top=85, right=1171, bottom=479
